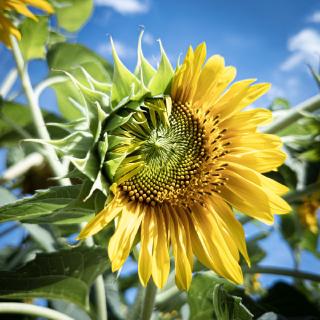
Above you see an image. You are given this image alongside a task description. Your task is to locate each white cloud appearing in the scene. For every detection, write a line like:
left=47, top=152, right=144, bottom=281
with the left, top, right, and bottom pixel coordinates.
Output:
left=307, top=10, right=320, bottom=23
left=97, top=40, right=136, bottom=60
left=94, top=0, right=149, bottom=14
left=281, top=28, right=320, bottom=71
left=143, top=32, right=154, bottom=45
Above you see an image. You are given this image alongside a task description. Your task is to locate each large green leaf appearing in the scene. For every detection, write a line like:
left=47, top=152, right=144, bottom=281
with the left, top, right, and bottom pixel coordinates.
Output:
left=0, top=100, right=64, bottom=146
left=19, top=16, right=49, bottom=61
left=0, top=247, right=108, bottom=312
left=54, top=0, right=93, bottom=32
left=47, top=43, right=112, bottom=120
left=0, top=184, right=104, bottom=224
left=188, top=272, right=235, bottom=320
left=188, top=272, right=253, bottom=320
left=212, top=284, right=253, bottom=320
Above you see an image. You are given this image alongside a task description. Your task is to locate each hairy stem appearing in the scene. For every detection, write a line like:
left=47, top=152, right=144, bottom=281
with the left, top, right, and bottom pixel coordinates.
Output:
left=141, top=280, right=157, bottom=320
left=0, top=302, right=74, bottom=320
left=244, top=266, right=320, bottom=282
left=10, top=36, right=68, bottom=185
left=264, top=94, right=320, bottom=134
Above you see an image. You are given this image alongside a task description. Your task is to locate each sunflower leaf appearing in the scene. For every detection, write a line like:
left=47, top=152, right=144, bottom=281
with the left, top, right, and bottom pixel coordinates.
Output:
left=0, top=246, right=108, bottom=313
left=148, top=40, right=174, bottom=95
left=188, top=272, right=253, bottom=320
left=54, top=0, right=93, bottom=32
left=0, top=184, right=102, bottom=224
left=19, top=17, right=49, bottom=61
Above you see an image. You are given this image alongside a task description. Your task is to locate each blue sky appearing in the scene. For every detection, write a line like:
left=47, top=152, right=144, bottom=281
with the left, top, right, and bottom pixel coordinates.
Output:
left=0, top=0, right=320, bottom=290
left=83, top=0, right=320, bottom=106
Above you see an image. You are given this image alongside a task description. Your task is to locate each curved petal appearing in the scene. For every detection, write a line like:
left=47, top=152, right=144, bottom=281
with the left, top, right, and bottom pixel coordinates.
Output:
left=151, top=208, right=170, bottom=288
left=138, top=208, right=154, bottom=286
left=108, top=202, right=144, bottom=271
left=168, top=207, right=193, bottom=290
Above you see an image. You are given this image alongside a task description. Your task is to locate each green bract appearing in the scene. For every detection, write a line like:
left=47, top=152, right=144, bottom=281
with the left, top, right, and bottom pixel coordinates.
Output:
left=36, top=32, right=174, bottom=199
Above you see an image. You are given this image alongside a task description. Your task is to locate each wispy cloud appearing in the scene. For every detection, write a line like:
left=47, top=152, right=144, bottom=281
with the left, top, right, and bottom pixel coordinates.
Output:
left=307, top=10, right=320, bottom=23
left=94, top=0, right=149, bottom=14
left=143, top=31, right=154, bottom=45
left=97, top=40, right=136, bottom=59
left=280, top=28, right=320, bottom=71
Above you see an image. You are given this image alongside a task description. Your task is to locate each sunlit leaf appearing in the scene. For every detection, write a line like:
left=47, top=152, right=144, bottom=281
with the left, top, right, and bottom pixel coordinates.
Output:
left=0, top=247, right=108, bottom=312
left=54, top=0, right=93, bottom=32
left=19, top=17, right=49, bottom=61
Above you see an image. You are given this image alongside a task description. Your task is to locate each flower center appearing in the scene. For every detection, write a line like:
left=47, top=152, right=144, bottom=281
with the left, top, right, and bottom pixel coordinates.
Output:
left=120, top=101, right=209, bottom=207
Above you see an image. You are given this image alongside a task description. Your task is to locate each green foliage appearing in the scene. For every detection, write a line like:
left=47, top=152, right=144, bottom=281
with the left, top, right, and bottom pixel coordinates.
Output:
left=188, top=272, right=253, bottom=320
left=54, top=0, right=93, bottom=32
left=0, top=246, right=108, bottom=313
left=212, top=284, right=253, bottom=320
left=19, top=17, right=49, bottom=61
left=47, top=43, right=112, bottom=120
left=0, top=100, right=64, bottom=146
left=0, top=184, right=105, bottom=224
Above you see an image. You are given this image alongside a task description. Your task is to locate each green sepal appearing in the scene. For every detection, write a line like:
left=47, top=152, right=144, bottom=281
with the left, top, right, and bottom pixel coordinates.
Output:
left=104, top=112, right=133, bottom=132
left=148, top=39, right=174, bottom=95
left=104, top=152, right=127, bottom=181
left=70, top=152, right=100, bottom=183
left=110, top=37, right=142, bottom=106
left=135, top=30, right=156, bottom=87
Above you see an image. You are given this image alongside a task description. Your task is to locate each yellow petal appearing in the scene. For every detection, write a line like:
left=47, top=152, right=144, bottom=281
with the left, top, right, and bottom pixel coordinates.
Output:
left=209, top=195, right=250, bottom=266
left=220, top=169, right=291, bottom=224
left=138, top=208, right=154, bottom=287
left=151, top=209, right=170, bottom=288
left=224, top=149, right=286, bottom=173
left=26, top=0, right=54, bottom=13
left=191, top=205, right=243, bottom=284
left=220, top=108, right=272, bottom=131
left=77, top=200, right=121, bottom=240
left=168, top=208, right=193, bottom=290
left=108, top=203, right=144, bottom=271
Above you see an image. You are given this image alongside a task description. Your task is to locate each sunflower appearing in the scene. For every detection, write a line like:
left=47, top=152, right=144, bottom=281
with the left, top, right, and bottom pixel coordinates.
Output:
left=0, top=0, right=53, bottom=47
left=297, top=194, right=319, bottom=234
left=43, top=35, right=291, bottom=291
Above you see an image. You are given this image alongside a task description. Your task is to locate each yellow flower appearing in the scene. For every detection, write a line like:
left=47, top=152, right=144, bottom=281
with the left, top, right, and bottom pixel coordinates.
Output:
left=297, top=194, right=320, bottom=233
left=0, top=0, right=54, bottom=47
left=78, top=43, right=291, bottom=290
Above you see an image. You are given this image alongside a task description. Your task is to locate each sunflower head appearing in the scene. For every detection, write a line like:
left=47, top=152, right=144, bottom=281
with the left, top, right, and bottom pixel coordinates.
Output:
left=43, top=32, right=291, bottom=290
left=297, top=194, right=320, bottom=234
left=0, top=0, right=53, bottom=47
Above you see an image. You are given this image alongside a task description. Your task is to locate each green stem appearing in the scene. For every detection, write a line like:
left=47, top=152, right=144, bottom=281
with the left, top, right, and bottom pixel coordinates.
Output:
left=10, top=36, right=108, bottom=320
left=244, top=266, right=320, bottom=282
left=263, top=94, right=320, bottom=134
left=0, top=302, right=73, bottom=320
left=141, top=280, right=157, bottom=320
left=10, top=36, right=68, bottom=186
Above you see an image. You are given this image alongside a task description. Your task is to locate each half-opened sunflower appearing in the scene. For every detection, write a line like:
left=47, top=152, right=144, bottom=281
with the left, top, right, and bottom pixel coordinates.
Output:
left=45, top=34, right=291, bottom=290
left=0, top=0, right=53, bottom=47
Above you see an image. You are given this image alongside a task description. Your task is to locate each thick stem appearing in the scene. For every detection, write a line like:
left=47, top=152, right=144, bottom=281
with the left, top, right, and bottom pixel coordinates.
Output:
left=0, top=302, right=73, bottom=320
left=83, top=228, right=108, bottom=320
left=10, top=36, right=108, bottom=320
left=244, top=266, right=320, bottom=282
left=10, top=36, right=68, bottom=186
left=263, top=94, right=320, bottom=134
left=141, top=280, right=157, bottom=320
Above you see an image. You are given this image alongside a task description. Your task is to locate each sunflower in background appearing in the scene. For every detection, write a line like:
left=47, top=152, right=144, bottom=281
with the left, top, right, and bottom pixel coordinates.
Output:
left=297, top=193, right=320, bottom=234
left=0, top=0, right=53, bottom=47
